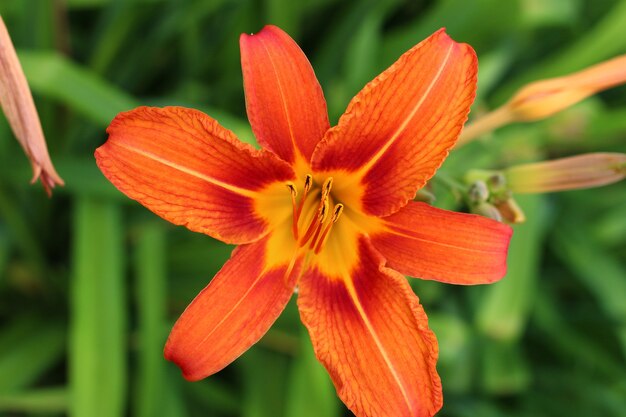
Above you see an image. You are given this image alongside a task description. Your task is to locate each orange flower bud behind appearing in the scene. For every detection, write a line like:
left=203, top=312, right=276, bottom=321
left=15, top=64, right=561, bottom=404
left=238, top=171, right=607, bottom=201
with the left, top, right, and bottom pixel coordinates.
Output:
left=458, top=54, right=626, bottom=146
left=507, top=55, right=626, bottom=121
left=505, top=153, right=626, bottom=193
left=0, top=15, right=63, bottom=195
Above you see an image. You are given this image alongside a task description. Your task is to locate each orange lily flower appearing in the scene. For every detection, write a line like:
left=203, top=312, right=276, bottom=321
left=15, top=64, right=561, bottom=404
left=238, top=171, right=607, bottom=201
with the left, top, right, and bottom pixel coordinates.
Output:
left=95, top=26, right=512, bottom=417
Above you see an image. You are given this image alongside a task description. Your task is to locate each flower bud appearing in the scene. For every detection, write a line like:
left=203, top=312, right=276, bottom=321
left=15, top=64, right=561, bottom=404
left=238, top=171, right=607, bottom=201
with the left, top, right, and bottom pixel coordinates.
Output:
left=0, top=16, right=63, bottom=195
left=472, top=202, right=503, bottom=222
left=506, top=55, right=626, bottom=122
left=493, top=198, right=526, bottom=224
left=468, top=180, right=490, bottom=203
left=458, top=54, right=626, bottom=145
left=505, top=153, right=626, bottom=193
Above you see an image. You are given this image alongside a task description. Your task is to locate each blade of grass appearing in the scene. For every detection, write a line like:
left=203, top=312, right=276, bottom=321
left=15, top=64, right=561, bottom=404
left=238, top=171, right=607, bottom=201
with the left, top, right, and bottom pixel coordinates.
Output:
left=0, top=387, right=67, bottom=413
left=70, top=197, right=127, bottom=417
left=134, top=222, right=167, bottom=417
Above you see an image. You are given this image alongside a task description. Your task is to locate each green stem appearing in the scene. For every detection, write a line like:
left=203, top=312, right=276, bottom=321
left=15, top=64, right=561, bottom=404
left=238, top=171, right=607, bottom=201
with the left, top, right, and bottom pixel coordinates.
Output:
left=457, top=106, right=514, bottom=146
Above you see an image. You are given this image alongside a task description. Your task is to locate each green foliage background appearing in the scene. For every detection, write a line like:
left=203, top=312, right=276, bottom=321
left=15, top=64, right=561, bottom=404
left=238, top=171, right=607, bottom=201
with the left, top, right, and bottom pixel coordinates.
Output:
left=0, top=0, right=625, bottom=416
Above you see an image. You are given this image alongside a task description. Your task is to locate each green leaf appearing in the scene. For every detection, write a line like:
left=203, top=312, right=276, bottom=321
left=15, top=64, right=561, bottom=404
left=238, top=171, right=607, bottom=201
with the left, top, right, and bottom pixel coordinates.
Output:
left=19, top=51, right=139, bottom=127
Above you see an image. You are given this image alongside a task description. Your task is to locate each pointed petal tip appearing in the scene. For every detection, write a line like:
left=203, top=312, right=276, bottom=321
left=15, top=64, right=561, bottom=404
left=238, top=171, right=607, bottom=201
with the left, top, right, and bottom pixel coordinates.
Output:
left=163, top=344, right=205, bottom=382
left=162, top=238, right=300, bottom=385
left=240, top=23, right=329, bottom=163
left=372, top=202, right=512, bottom=285
left=312, top=28, right=477, bottom=216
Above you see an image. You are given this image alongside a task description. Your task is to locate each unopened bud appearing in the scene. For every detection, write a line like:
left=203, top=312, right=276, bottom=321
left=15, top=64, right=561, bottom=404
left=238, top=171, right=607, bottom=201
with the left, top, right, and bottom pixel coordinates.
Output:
left=472, top=202, right=503, bottom=222
left=505, top=153, right=626, bottom=193
left=0, top=16, right=63, bottom=195
left=468, top=180, right=490, bottom=203
left=458, top=54, right=626, bottom=146
left=493, top=198, right=526, bottom=224
left=507, top=55, right=626, bottom=121
left=486, top=173, right=507, bottom=192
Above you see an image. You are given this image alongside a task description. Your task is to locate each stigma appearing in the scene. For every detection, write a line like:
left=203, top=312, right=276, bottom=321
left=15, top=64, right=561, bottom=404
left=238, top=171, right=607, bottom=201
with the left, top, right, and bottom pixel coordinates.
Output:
left=287, top=175, right=344, bottom=254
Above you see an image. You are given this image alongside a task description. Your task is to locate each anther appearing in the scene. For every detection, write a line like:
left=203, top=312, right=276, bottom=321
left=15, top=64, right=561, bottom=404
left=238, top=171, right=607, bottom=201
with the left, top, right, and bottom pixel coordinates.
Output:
left=331, top=203, right=344, bottom=223
left=294, top=175, right=313, bottom=229
left=304, top=174, right=313, bottom=192
left=321, top=177, right=333, bottom=201
left=286, top=182, right=297, bottom=196
left=287, top=182, right=299, bottom=239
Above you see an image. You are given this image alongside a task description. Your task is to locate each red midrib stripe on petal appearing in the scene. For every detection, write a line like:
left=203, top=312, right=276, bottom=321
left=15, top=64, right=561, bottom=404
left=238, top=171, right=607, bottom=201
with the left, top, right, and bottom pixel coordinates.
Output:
left=115, top=141, right=260, bottom=198
left=356, top=43, right=454, bottom=176
left=341, top=275, right=415, bottom=415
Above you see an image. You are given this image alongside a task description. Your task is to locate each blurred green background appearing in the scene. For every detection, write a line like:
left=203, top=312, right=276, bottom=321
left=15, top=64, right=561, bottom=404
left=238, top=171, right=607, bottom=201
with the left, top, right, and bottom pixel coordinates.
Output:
left=1, top=0, right=625, bottom=416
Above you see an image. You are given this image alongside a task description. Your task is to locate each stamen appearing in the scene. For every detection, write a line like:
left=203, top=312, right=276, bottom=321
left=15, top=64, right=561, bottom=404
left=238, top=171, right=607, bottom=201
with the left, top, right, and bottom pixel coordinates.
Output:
left=288, top=175, right=343, bottom=254
left=294, top=174, right=313, bottom=227
left=313, top=204, right=344, bottom=254
left=307, top=198, right=329, bottom=249
left=300, top=195, right=328, bottom=247
left=287, top=182, right=299, bottom=239
left=320, top=177, right=333, bottom=204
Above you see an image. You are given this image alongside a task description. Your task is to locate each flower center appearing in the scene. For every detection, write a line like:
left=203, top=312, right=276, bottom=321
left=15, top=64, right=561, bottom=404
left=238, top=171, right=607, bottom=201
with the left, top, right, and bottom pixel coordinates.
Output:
left=287, top=174, right=344, bottom=255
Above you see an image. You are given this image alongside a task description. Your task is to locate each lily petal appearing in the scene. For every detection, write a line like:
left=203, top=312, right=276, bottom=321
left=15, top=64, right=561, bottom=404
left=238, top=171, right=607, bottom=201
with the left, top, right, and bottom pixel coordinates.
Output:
left=241, top=25, right=329, bottom=169
left=370, top=202, right=512, bottom=284
left=312, top=29, right=477, bottom=216
left=165, top=235, right=302, bottom=381
left=95, top=106, right=295, bottom=244
left=298, top=236, right=442, bottom=417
